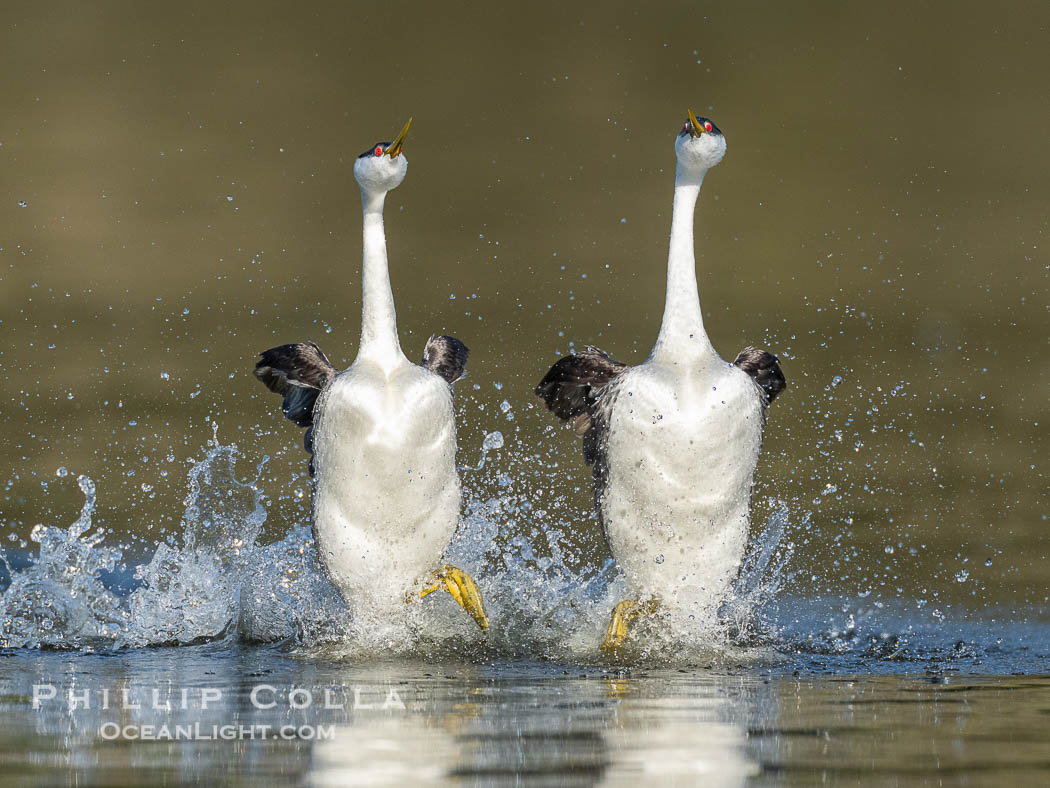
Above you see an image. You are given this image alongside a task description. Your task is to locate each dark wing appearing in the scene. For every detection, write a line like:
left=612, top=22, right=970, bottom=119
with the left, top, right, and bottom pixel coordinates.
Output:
left=535, top=347, right=628, bottom=530
left=535, top=346, right=627, bottom=437
left=421, top=334, right=469, bottom=384
left=254, top=342, right=337, bottom=427
left=733, top=346, right=786, bottom=407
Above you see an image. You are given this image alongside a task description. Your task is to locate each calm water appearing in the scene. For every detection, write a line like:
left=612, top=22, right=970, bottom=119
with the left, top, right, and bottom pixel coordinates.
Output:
left=6, top=643, right=1050, bottom=786
left=1, top=0, right=1048, bottom=783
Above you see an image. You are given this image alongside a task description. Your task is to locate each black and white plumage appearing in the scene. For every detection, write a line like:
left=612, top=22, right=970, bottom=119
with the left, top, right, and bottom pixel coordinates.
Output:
left=255, top=336, right=468, bottom=435
left=255, top=336, right=468, bottom=475
left=536, top=111, right=785, bottom=638
left=253, top=119, right=486, bottom=631
left=254, top=342, right=336, bottom=428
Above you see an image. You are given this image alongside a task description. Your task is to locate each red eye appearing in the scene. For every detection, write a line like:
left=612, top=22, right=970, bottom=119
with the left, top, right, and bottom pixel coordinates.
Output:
left=703, top=121, right=712, bottom=132
left=374, top=146, right=383, bottom=156
left=683, top=122, right=689, bottom=132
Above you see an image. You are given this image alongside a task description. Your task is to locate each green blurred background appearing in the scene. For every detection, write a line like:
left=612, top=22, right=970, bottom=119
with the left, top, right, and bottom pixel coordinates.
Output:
left=1, top=1, right=1046, bottom=610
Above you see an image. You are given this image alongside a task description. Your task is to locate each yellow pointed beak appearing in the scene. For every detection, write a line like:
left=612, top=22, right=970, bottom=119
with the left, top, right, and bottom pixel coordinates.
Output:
left=686, top=108, right=703, bottom=138
left=386, top=117, right=412, bottom=158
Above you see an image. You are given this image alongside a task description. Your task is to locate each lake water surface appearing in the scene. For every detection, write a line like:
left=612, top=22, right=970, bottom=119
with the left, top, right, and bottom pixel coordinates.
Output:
left=7, top=641, right=1050, bottom=785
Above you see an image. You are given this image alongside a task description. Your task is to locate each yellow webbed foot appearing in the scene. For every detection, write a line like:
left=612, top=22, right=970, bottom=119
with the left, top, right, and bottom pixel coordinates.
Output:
left=417, top=565, right=489, bottom=631
left=600, top=599, right=659, bottom=654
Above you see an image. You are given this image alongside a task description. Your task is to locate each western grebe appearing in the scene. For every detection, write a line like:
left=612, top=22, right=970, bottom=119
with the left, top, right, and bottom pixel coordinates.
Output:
left=255, top=119, right=487, bottom=633
left=536, top=110, right=785, bottom=651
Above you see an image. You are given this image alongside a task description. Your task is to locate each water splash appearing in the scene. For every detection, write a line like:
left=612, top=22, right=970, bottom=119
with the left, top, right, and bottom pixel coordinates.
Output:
left=123, top=442, right=267, bottom=646
left=0, top=474, right=126, bottom=648
left=0, top=435, right=797, bottom=660
left=442, top=491, right=622, bottom=661
left=0, top=441, right=268, bottom=649
left=724, top=501, right=796, bottom=640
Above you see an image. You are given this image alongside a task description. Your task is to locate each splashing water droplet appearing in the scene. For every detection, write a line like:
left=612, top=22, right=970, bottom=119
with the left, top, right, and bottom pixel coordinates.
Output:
left=55, top=467, right=68, bottom=478
left=459, top=432, right=505, bottom=472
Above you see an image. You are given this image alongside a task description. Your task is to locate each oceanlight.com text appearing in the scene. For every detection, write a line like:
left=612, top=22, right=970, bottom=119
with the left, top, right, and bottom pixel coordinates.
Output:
left=98, top=723, right=336, bottom=741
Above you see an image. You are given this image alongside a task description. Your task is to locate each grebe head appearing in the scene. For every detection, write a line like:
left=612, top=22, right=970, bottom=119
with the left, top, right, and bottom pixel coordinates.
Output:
left=674, top=109, right=726, bottom=176
left=353, top=117, right=411, bottom=194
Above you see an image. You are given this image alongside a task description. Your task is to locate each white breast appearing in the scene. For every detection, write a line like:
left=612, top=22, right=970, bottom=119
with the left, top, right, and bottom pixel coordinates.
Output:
left=601, top=357, right=764, bottom=614
left=310, top=359, right=459, bottom=611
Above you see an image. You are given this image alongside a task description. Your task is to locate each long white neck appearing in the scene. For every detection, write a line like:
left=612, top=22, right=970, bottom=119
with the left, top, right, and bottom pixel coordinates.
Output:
left=650, top=169, right=716, bottom=364
left=356, top=189, right=406, bottom=367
